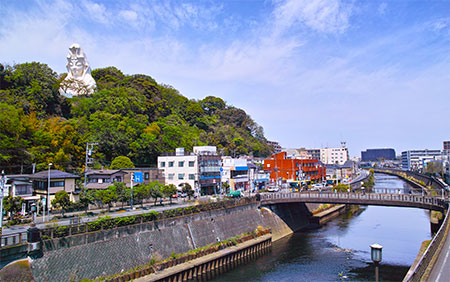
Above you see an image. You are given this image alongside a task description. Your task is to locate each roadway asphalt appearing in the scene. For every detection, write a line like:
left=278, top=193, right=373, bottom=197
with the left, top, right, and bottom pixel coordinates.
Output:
left=2, top=199, right=193, bottom=236
left=428, top=221, right=450, bottom=282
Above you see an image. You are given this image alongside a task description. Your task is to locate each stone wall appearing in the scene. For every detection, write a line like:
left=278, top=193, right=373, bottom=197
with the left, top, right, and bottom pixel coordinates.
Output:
left=30, top=202, right=313, bottom=281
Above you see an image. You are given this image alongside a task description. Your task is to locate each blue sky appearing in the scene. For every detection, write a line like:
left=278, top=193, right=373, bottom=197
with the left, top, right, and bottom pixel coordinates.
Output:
left=1, top=0, right=449, bottom=157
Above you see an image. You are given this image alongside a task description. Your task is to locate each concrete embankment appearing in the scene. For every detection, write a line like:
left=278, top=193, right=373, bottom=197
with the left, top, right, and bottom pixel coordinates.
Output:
left=27, top=201, right=312, bottom=281
left=1, top=199, right=356, bottom=281
left=134, top=234, right=272, bottom=282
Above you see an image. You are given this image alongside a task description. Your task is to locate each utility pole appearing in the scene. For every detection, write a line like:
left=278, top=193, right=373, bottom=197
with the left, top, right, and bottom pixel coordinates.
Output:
left=0, top=170, right=7, bottom=231
left=275, top=154, right=278, bottom=187
left=130, top=172, right=134, bottom=210
left=84, top=143, right=98, bottom=188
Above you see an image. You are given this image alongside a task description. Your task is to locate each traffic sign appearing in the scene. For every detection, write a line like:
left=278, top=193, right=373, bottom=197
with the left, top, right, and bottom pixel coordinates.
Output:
left=134, top=172, right=143, bottom=183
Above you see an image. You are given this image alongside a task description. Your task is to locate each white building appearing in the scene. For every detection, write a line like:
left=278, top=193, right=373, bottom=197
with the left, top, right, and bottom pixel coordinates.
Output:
left=320, top=142, right=349, bottom=165
left=158, top=148, right=198, bottom=192
left=221, top=157, right=249, bottom=191
left=401, top=149, right=441, bottom=171
left=158, top=146, right=222, bottom=195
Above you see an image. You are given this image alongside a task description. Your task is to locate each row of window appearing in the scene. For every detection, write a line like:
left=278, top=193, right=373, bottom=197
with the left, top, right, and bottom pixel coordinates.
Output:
left=167, top=173, right=196, bottom=180
left=160, top=161, right=196, bottom=168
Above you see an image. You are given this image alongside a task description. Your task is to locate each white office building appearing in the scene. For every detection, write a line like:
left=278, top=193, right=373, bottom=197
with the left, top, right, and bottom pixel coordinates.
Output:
left=401, top=149, right=442, bottom=171
left=158, top=148, right=198, bottom=192
left=320, top=142, right=349, bottom=165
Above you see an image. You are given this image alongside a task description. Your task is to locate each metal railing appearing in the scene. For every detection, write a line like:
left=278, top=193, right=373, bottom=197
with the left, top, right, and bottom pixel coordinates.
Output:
left=0, top=231, right=27, bottom=247
left=260, top=192, right=447, bottom=210
left=403, top=207, right=450, bottom=281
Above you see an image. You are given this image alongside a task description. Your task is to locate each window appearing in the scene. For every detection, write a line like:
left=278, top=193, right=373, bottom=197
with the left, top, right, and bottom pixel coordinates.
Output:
left=189, top=174, right=195, bottom=180
left=50, top=181, right=65, bottom=187
left=144, top=172, right=149, bottom=180
left=160, top=161, right=165, bottom=167
left=169, top=161, right=174, bottom=167
left=178, top=161, right=184, bottom=167
left=178, top=173, right=184, bottom=180
left=115, top=176, right=122, bottom=182
left=188, top=161, right=195, bottom=167
left=168, top=173, right=174, bottom=180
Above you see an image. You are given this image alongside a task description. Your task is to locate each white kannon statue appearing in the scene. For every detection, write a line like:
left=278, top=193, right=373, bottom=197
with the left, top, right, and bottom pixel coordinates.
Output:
left=59, top=43, right=96, bottom=97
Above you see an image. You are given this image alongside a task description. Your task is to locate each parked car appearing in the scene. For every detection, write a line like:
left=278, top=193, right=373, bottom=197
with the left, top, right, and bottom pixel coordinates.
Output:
left=311, top=184, right=324, bottom=190
left=267, top=186, right=280, bottom=192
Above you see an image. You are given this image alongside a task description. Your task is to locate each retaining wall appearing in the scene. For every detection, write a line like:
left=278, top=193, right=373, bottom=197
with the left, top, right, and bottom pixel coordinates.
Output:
left=30, top=201, right=313, bottom=281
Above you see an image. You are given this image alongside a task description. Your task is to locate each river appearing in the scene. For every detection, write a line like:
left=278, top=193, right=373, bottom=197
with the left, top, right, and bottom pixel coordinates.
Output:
left=212, top=173, right=432, bottom=281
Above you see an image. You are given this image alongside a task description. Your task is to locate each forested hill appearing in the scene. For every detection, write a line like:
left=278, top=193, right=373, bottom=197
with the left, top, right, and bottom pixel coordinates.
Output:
left=0, top=62, right=272, bottom=174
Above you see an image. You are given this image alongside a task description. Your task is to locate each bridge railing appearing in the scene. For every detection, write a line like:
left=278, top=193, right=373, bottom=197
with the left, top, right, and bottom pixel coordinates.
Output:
left=0, top=231, right=28, bottom=247
left=403, top=207, right=450, bottom=281
left=260, top=192, right=447, bottom=209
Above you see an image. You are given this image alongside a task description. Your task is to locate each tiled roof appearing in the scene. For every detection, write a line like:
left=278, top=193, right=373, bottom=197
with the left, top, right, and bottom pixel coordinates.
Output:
left=30, top=169, right=80, bottom=180
left=86, top=169, right=125, bottom=176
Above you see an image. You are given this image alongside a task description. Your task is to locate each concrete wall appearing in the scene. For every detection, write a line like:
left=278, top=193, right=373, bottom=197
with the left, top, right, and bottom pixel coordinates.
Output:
left=30, top=202, right=314, bottom=281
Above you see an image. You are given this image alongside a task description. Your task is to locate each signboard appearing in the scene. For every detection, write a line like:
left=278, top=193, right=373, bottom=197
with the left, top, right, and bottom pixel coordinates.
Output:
left=134, top=172, right=143, bottom=183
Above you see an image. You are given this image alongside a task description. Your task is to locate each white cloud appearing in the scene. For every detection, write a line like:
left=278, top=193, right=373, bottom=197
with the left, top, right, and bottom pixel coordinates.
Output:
left=119, top=10, right=138, bottom=22
left=272, top=0, right=354, bottom=35
left=81, top=0, right=109, bottom=24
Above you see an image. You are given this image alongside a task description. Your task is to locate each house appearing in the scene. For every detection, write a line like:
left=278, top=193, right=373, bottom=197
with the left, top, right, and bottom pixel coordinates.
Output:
left=121, top=168, right=165, bottom=186
left=86, top=169, right=127, bottom=189
left=31, top=169, right=80, bottom=205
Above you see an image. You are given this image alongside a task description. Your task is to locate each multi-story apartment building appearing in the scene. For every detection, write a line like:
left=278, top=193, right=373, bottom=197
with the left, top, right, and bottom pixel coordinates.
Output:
left=221, top=157, right=249, bottom=191
left=158, top=148, right=198, bottom=193
left=361, top=148, right=396, bottom=162
left=267, top=140, right=282, bottom=154
left=320, top=142, right=349, bottom=165
left=263, top=152, right=326, bottom=184
left=306, top=149, right=321, bottom=160
left=401, top=149, right=441, bottom=171
left=158, top=146, right=221, bottom=195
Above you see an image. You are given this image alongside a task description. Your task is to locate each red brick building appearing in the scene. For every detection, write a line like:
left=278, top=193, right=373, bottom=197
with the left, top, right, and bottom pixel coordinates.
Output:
left=263, top=152, right=326, bottom=183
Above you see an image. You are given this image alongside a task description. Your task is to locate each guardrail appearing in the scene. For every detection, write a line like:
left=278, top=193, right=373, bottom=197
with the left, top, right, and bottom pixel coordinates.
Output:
left=403, top=207, right=450, bottom=281
left=0, top=231, right=27, bottom=247
left=260, top=192, right=448, bottom=210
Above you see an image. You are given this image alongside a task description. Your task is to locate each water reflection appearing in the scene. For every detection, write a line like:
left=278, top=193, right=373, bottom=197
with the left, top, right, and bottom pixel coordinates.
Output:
left=212, top=173, right=431, bottom=281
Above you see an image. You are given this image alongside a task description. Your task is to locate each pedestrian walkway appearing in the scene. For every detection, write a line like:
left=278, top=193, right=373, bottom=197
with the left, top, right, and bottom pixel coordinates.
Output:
left=2, top=199, right=193, bottom=236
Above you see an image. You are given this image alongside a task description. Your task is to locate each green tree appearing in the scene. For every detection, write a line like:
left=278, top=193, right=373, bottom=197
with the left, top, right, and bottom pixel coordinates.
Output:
left=162, top=184, right=177, bottom=204
left=95, top=187, right=117, bottom=212
left=79, top=184, right=95, bottom=213
left=149, top=181, right=163, bottom=205
left=134, top=184, right=150, bottom=208
left=110, top=156, right=134, bottom=169
left=181, top=182, right=194, bottom=200
left=3, top=196, right=24, bottom=221
left=110, top=182, right=129, bottom=208
left=51, top=190, right=71, bottom=216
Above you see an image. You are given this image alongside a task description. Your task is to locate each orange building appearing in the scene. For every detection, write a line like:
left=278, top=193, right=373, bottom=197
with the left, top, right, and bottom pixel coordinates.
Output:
left=263, top=152, right=326, bottom=183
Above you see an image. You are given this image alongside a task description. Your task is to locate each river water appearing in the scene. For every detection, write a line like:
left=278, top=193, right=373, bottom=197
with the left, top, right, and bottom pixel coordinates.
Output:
left=212, top=173, right=432, bottom=281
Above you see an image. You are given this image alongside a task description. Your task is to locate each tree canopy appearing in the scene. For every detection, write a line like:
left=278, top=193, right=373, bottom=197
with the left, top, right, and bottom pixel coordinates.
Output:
left=0, top=62, right=272, bottom=173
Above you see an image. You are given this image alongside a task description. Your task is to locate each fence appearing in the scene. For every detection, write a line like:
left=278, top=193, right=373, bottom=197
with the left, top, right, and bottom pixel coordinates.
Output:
left=260, top=192, right=448, bottom=210
left=403, top=207, right=450, bottom=281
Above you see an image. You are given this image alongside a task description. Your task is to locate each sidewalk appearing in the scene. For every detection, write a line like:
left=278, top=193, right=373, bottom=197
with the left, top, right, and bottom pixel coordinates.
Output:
left=2, top=198, right=194, bottom=236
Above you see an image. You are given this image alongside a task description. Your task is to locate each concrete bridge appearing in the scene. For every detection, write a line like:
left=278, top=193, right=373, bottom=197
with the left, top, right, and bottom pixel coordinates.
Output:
left=260, top=192, right=448, bottom=212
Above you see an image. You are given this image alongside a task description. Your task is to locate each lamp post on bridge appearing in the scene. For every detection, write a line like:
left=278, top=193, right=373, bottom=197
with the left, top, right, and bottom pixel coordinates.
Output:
left=370, top=243, right=383, bottom=282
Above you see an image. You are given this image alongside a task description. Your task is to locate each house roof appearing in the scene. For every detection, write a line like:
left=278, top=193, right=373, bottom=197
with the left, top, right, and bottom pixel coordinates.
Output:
left=30, top=169, right=80, bottom=180
left=86, top=169, right=126, bottom=176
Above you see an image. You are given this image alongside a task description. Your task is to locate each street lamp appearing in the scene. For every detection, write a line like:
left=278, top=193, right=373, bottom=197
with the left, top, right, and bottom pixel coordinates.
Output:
left=370, top=243, right=383, bottom=282
left=47, top=163, right=52, bottom=222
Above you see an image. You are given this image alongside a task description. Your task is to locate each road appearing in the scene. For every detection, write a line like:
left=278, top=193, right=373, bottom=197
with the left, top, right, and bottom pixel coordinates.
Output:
left=2, top=199, right=193, bottom=236
left=428, top=219, right=450, bottom=282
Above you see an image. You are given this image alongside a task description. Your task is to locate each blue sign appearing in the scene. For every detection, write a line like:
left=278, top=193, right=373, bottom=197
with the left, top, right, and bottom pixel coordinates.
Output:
left=134, top=172, right=143, bottom=183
